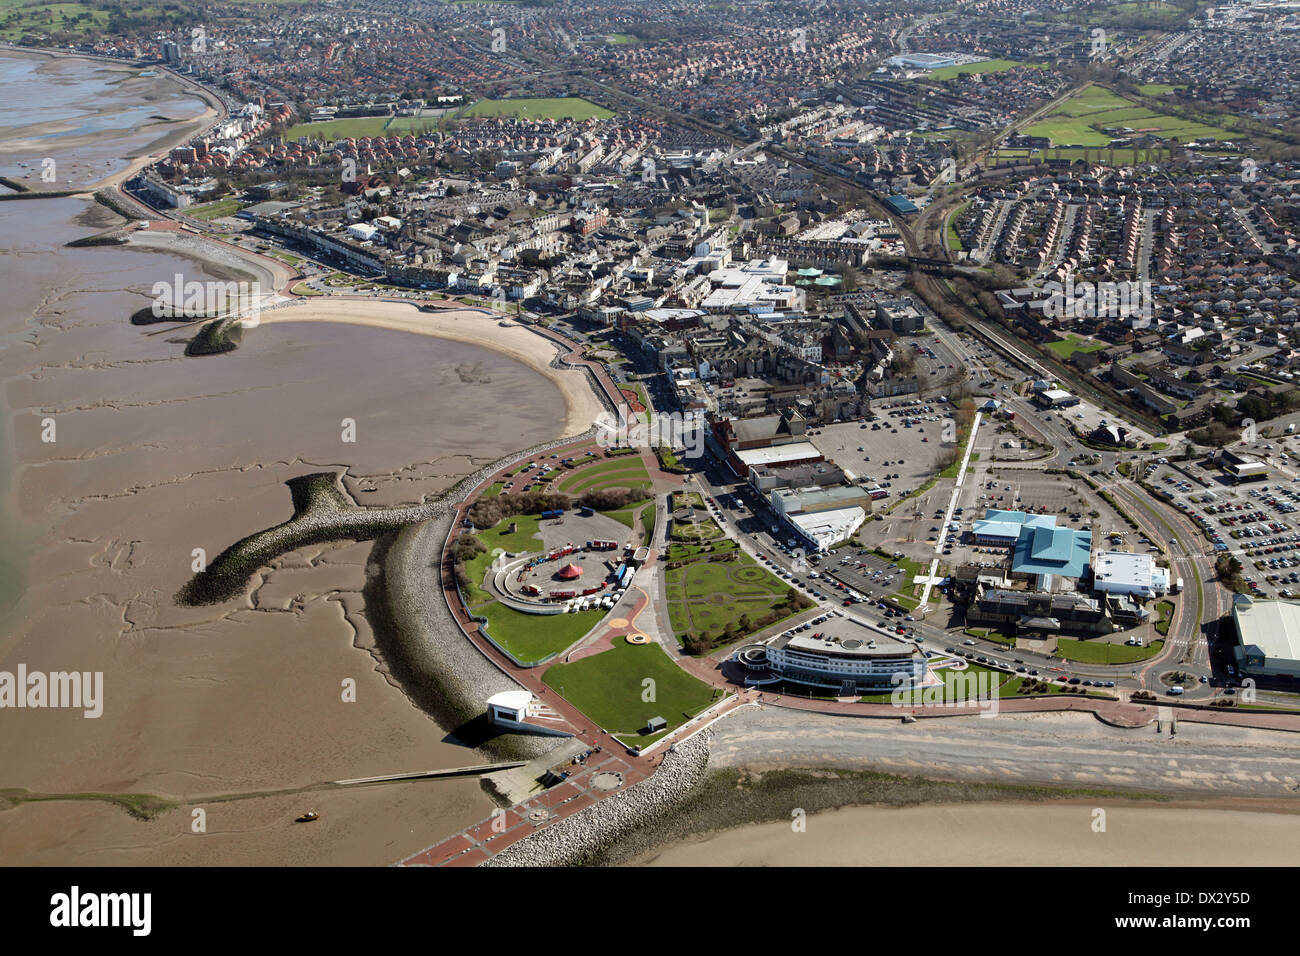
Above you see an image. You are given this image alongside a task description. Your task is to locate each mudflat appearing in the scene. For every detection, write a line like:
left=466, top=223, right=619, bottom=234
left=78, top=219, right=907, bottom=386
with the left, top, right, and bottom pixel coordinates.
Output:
left=0, top=55, right=596, bottom=863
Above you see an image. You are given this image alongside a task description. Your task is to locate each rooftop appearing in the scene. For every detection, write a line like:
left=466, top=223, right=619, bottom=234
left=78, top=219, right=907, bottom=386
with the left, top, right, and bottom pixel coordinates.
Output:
left=1233, top=596, right=1300, bottom=662
left=1011, top=525, right=1092, bottom=579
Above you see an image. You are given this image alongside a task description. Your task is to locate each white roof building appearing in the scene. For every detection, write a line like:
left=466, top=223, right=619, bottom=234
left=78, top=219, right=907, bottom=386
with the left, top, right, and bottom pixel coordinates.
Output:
left=1092, top=550, right=1168, bottom=598
left=787, top=506, right=867, bottom=552
left=1231, top=595, right=1300, bottom=681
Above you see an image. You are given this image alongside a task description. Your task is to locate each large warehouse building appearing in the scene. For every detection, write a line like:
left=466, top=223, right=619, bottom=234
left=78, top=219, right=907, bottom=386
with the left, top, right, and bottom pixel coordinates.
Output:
left=1230, top=595, right=1300, bottom=685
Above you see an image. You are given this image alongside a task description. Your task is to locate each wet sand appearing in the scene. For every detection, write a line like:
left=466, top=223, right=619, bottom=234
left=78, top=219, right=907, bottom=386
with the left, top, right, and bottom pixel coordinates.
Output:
left=631, top=801, right=1300, bottom=867
left=0, top=55, right=588, bottom=864
left=259, top=299, right=606, bottom=439
left=0, top=50, right=219, bottom=191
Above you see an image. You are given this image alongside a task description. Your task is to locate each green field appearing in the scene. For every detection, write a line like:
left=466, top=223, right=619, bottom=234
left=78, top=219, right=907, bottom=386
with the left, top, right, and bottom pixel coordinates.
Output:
left=1056, top=637, right=1164, bottom=664
left=459, top=97, right=613, bottom=121
left=185, top=198, right=243, bottom=221
left=665, top=548, right=800, bottom=646
left=928, top=59, right=1042, bottom=81
left=946, top=201, right=968, bottom=252
left=606, top=33, right=639, bottom=44
left=1047, top=334, right=1107, bottom=359
left=477, top=602, right=605, bottom=664
left=282, top=116, right=392, bottom=142
left=384, top=114, right=446, bottom=134
left=557, top=457, right=651, bottom=493
left=1, top=1, right=109, bottom=40
left=543, top=640, right=718, bottom=737
left=1023, top=86, right=1238, bottom=148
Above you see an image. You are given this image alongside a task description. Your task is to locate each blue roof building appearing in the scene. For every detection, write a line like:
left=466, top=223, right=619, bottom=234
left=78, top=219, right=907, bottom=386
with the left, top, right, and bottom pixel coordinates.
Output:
left=971, top=509, right=1057, bottom=544
left=1011, top=525, right=1092, bottom=581
left=884, top=195, right=919, bottom=215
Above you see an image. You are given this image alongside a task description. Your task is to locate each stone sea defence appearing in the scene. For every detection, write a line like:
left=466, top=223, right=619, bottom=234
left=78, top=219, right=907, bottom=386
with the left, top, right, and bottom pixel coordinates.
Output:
left=484, top=730, right=713, bottom=867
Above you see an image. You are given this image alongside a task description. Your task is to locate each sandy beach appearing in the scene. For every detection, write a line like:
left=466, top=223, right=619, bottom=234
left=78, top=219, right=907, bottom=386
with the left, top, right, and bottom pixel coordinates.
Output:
left=631, top=801, right=1300, bottom=866
left=259, top=299, right=607, bottom=439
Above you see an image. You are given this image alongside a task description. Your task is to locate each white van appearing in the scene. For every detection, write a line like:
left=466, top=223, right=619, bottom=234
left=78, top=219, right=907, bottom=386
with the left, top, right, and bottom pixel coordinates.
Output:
left=1167, top=686, right=1184, bottom=696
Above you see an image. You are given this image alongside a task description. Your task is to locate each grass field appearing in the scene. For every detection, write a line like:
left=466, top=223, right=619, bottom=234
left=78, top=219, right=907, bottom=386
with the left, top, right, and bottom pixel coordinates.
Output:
left=665, top=549, right=799, bottom=644
left=1056, top=637, right=1164, bottom=664
left=0, top=1, right=109, bottom=40
left=946, top=201, right=968, bottom=252
left=185, top=198, right=243, bottom=221
left=283, top=116, right=392, bottom=142
left=927, top=59, right=1042, bottom=81
left=557, top=457, right=651, bottom=493
left=459, top=97, right=613, bottom=121
left=1023, top=85, right=1237, bottom=148
left=477, top=602, right=605, bottom=664
left=543, top=640, right=718, bottom=736
left=1047, top=334, right=1107, bottom=359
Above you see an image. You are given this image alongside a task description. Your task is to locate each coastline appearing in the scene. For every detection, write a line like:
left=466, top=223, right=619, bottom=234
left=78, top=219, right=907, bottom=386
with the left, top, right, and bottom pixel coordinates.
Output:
left=482, top=701, right=1300, bottom=866
left=629, top=797, right=1300, bottom=867
left=258, top=300, right=605, bottom=439
left=0, top=47, right=223, bottom=195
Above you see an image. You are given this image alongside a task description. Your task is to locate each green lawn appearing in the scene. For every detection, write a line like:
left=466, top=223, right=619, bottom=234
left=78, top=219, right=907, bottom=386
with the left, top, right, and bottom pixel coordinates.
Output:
left=859, top=662, right=1014, bottom=703
left=283, top=116, right=393, bottom=141
left=473, top=512, right=546, bottom=552
left=946, top=201, right=968, bottom=252
left=927, top=59, right=1042, bottom=81
left=543, top=640, right=718, bottom=736
left=557, top=457, right=651, bottom=493
left=1047, top=334, right=1107, bottom=359
left=186, top=198, right=243, bottom=221
left=482, top=481, right=506, bottom=497
left=477, top=603, right=605, bottom=664
left=564, top=467, right=651, bottom=494
left=1154, top=600, right=1175, bottom=637
left=665, top=548, right=801, bottom=645
left=965, top=627, right=1016, bottom=647
left=0, top=1, right=110, bottom=40
left=1056, top=637, right=1164, bottom=664
left=384, top=114, right=445, bottom=133
left=1023, top=85, right=1238, bottom=148
left=459, top=97, right=613, bottom=121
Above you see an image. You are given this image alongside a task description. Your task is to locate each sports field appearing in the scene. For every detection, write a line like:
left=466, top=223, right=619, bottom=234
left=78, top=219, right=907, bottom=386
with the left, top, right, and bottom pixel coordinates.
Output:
left=282, top=116, right=392, bottom=141
left=459, top=97, right=613, bottom=121
left=1022, top=86, right=1236, bottom=148
left=927, top=59, right=1043, bottom=81
left=185, top=198, right=244, bottom=221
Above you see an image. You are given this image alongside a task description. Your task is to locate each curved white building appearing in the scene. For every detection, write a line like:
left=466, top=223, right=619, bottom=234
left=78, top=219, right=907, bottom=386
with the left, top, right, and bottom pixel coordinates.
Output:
left=737, top=632, right=925, bottom=693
